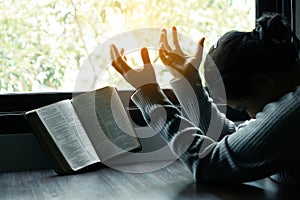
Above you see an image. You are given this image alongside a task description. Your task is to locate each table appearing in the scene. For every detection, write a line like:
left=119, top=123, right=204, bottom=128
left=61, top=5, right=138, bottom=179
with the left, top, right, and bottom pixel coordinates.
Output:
left=0, top=160, right=299, bottom=200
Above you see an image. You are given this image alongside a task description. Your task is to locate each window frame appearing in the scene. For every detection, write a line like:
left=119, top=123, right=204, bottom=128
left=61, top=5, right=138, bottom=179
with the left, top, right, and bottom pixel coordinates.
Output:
left=0, top=89, right=250, bottom=134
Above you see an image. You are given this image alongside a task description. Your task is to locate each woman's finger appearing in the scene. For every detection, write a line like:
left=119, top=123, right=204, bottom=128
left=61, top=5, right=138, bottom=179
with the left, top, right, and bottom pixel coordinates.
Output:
left=110, top=44, right=121, bottom=59
left=172, top=26, right=180, bottom=49
left=110, top=45, right=123, bottom=74
left=111, top=63, right=123, bottom=75
left=141, top=47, right=151, bottom=64
left=190, top=37, right=205, bottom=69
left=172, top=26, right=184, bottom=55
left=120, top=48, right=127, bottom=61
left=110, top=44, right=131, bottom=75
left=160, top=28, right=172, bottom=51
left=159, top=43, right=172, bottom=66
left=195, top=37, right=205, bottom=59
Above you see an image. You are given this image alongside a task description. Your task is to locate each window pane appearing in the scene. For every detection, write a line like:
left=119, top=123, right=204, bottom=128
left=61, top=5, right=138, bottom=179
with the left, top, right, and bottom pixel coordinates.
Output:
left=0, top=0, right=255, bottom=93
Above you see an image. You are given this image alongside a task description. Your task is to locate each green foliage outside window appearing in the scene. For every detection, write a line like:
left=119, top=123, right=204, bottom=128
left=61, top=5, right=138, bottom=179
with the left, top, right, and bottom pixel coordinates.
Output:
left=0, top=0, right=254, bottom=93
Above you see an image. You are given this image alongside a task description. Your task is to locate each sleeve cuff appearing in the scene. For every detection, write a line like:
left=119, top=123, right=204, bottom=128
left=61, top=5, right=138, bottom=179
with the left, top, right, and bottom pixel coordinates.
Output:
left=170, top=72, right=202, bottom=90
left=131, top=83, right=172, bottom=115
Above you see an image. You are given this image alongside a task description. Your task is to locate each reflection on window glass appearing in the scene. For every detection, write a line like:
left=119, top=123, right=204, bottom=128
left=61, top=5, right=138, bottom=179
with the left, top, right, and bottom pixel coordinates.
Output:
left=0, top=0, right=254, bottom=93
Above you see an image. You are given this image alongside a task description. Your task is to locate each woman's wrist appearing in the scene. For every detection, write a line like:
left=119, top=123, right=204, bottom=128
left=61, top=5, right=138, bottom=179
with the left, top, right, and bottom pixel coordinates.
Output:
left=170, top=71, right=202, bottom=86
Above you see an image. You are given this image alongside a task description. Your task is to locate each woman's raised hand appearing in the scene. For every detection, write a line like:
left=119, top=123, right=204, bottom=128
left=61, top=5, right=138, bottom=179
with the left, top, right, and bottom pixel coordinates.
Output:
left=159, top=26, right=205, bottom=79
left=110, top=44, right=157, bottom=89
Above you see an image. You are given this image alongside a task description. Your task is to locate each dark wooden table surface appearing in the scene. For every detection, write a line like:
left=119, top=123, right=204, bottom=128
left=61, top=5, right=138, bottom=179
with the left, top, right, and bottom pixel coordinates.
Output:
left=0, top=160, right=299, bottom=200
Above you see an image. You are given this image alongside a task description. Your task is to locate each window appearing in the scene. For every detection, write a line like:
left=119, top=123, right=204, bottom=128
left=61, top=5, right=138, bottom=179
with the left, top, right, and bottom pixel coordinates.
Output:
left=0, top=0, right=265, bottom=133
left=0, top=0, right=255, bottom=93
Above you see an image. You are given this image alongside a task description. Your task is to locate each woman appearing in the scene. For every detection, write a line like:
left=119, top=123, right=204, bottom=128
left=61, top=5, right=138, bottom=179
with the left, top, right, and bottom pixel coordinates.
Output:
left=110, top=13, right=300, bottom=185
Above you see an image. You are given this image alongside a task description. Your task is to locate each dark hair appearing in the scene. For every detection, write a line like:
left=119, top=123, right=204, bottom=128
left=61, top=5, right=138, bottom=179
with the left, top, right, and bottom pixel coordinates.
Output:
left=204, top=13, right=300, bottom=100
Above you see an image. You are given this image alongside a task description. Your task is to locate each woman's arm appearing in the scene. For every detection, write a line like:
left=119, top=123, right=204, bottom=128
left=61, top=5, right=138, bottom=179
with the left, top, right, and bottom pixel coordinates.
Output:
left=169, top=72, right=236, bottom=141
left=131, top=83, right=298, bottom=183
left=159, top=27, right=236, bottom=141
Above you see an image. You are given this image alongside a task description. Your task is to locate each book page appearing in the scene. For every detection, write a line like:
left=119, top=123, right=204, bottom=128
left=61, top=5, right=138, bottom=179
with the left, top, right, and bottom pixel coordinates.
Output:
left=36, top=100, right=100, bottom=171
left=72, top=86, right=140, bottom=161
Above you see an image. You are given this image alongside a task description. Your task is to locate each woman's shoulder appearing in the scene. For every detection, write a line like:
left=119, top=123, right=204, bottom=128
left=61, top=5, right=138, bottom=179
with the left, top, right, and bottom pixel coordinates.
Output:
left=244, top=85, right=300, bottom=135
left=237, top=85, right=300, bottom=130
left=293, top=85, right=300, bottom=97
left=261, top=85, right=300, bottom=115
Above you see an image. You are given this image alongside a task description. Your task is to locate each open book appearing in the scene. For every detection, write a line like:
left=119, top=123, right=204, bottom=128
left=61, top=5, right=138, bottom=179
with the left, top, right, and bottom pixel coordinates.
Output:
left=25, top=86, right=141, bottom=175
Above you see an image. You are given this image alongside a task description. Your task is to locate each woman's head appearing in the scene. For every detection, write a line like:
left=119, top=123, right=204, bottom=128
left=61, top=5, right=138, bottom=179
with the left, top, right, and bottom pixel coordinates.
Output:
left=204, top=13, right=300, bottom=116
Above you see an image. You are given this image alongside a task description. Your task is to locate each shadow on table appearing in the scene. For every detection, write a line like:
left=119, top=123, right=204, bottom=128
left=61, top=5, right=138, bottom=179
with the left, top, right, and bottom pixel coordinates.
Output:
left=174, top=178, right=300, bottom=200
